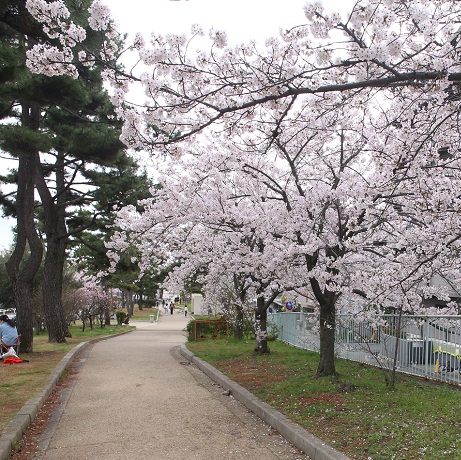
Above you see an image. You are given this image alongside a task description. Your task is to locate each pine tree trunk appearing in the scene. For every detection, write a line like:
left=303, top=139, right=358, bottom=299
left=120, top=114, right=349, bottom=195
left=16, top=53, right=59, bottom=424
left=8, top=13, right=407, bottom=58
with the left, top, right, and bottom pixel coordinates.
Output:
left=5, top=104, right=44, bottom=352
left=35, top=149, right=70, bottom=343
left=138, top=293, right=143, bottom=311
left=13, top=278, right=36, bottom=353
left=42, top=241, right=68, bottom=342
left=125, top=290, right=135, bottom=317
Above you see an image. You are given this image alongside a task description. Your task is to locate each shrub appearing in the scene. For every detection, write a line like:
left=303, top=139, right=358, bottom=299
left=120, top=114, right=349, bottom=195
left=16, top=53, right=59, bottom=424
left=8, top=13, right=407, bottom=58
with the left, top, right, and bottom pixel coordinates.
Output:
left=116, top=311, right=127, bottom=325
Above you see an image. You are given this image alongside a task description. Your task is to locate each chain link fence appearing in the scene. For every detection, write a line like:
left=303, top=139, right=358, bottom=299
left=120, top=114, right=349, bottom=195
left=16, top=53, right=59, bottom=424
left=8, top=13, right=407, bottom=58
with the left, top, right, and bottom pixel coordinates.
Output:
left=268, top=312, right=461, bottom=385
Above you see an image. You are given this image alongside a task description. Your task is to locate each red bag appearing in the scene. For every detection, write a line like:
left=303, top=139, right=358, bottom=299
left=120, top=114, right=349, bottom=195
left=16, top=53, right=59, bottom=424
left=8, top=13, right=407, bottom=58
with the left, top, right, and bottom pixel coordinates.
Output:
left=3, top=357, right=24, bottom=364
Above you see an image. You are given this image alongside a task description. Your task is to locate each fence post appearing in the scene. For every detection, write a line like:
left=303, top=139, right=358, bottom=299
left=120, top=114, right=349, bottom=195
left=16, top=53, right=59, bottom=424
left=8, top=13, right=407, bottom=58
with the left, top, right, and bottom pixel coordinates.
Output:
left=424, top=318, right=429, bottom=376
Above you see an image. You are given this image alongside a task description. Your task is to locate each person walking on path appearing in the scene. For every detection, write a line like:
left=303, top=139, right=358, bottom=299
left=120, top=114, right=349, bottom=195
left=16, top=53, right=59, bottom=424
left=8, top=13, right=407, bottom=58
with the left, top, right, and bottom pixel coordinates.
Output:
left=170, top=302, right=175, bottom=315
left=184, top=306, right=188, bottom=317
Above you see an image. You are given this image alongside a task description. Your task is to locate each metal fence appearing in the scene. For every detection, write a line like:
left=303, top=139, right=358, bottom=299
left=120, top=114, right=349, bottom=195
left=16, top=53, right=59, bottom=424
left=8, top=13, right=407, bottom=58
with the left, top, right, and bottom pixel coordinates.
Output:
left=268, top=312, right=461, bottom=386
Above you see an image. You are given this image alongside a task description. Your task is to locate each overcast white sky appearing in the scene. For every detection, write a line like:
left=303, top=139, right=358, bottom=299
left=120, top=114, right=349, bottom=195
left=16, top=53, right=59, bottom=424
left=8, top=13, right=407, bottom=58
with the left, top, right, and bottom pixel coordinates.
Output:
left=108, top=0, right=352, bottom=44
left=111, top=0, right=308, bottom=43
left=0, top=0, right=354, bottom=251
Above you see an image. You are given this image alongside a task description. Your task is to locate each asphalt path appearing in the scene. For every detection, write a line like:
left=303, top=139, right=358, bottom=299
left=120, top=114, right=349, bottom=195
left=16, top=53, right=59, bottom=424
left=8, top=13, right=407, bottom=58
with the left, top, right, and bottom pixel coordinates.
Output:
left=33, top=311, right=310, bottom=460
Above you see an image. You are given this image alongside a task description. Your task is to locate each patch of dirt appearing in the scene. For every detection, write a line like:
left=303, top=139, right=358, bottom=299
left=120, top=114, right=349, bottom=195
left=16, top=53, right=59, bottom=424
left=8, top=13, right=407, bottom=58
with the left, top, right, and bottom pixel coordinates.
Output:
left=10, top=365, right=79, bottom=460
left=219, top=360, right=292, bottom=390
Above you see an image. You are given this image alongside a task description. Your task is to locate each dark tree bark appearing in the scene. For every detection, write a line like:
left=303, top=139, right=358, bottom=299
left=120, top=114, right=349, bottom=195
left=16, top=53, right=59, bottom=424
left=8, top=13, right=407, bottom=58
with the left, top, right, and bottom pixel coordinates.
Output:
left=124, top=290, right=135, bottom=317
left=311, top=277, right=339, bottom=377
left=35, top=149, right=70, bottom=342
left=254, top=296, right=270, bottom=353
left=138, top=295, right=143, bottom=311
left=254, top=291, right=280, bottom=354
left=317, top=301, right=337, bottom=377
left=233, top=304, right=244, bottom=340
left=5, top=103, right=44, bottom=352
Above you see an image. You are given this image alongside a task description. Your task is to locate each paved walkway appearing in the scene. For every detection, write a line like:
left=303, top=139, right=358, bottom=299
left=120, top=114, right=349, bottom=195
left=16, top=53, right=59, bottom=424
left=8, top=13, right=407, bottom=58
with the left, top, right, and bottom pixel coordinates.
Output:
left=31, top=312, right=312, bottom=460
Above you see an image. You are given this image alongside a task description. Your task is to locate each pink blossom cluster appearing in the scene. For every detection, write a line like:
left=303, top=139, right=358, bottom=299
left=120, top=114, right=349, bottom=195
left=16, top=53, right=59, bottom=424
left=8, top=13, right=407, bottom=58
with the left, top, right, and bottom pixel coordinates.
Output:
left=73, top=273, right=110, bottom=313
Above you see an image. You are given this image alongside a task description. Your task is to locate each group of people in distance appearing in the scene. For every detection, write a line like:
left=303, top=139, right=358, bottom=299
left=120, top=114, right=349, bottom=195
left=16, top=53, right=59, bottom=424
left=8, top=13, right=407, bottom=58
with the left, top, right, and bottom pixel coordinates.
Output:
left=0, top=314, right=19, bottom=356
left=157, top=299, right=189, bottom=317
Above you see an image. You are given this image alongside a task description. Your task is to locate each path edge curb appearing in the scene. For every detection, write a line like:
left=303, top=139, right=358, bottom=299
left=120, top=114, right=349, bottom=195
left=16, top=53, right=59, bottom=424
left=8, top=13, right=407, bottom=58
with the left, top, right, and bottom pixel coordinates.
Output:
left=180, top=344, right=351, bottom=460
left=0, top=329, right=133, bottom=460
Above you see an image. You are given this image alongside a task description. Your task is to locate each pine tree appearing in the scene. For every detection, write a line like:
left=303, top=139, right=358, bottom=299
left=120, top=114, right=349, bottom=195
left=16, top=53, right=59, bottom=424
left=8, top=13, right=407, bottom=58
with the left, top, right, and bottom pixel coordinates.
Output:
left=0, top=0, right=129, bottom=344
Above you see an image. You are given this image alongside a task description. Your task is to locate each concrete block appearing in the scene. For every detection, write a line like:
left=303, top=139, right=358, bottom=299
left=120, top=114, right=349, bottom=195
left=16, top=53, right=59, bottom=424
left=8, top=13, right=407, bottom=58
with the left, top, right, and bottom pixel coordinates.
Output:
left=17, top=403, right=40, bottom=421
left=1, top=414, right=30, bottom=444
left=0, top=438, right=12, bottom=460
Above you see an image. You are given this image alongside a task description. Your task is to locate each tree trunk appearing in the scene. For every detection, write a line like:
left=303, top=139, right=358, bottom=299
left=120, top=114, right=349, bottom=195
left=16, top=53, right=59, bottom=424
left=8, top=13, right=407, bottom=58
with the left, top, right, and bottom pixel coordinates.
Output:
left=311, top=277, right=338, bottom=377
left=254, top=296, right=269, bottom=353
left=7, top=229, right=40, bottom=354
left=35, top=149, right=70, bottom=342
left=12, top=278, right=36, bottom=353
left=125, top=290, right=135, bottom=317
left=138, top=293, right=143, bottom=311
left=5, top=103, right=44, bottom=352
left=41, top=239, right=68, bottom=342
left=233, top=303, right=244, bottom=340
left=317, top=300, right=337, bottom=377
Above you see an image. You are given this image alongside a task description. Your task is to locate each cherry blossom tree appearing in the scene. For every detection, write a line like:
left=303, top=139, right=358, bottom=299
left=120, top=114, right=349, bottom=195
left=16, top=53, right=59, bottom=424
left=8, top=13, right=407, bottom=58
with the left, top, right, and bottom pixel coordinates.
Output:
left=201, top=270, right=253, bottom=340
left=161, top=236, right=256, bottom=340
left=108, top=94, right=461, bottom=374
left=107, top=156, right=288, bottom=352
left=74, top=274, right=113, bottom=330
left=24, top=0, right=461, bottom=376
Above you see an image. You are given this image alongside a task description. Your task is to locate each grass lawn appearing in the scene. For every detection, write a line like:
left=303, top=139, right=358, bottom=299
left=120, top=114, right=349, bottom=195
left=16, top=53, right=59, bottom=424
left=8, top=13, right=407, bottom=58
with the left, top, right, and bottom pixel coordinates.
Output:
left=186, top=338, right=461, bottom=460
left=0, top=323, right=134, bottom=431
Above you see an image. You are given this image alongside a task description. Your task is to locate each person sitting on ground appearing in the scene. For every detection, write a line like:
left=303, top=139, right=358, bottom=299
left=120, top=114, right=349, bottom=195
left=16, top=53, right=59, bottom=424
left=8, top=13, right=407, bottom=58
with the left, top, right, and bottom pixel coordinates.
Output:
left=0, top=314, right=18, bottom=352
